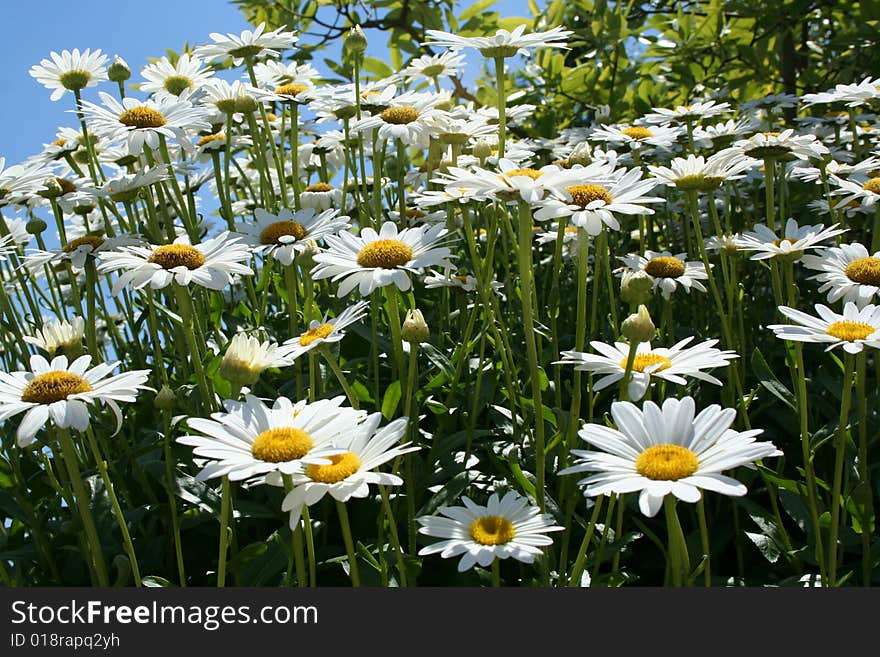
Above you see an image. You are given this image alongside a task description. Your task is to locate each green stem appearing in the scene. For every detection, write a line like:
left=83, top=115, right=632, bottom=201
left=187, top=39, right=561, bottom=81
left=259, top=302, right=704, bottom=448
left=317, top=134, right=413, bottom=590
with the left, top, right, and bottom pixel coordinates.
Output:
left=493, top=55, right=507, bottom=158
left=664, top=496, right=689, bottom=587
left=217, top=475, right=232, bottom=587
left=336, top=500, right=361, bottom=587
left=696, top=496, right=711, bottom=587
left=567, top=496, right=604, bottom=587
left=828, top=353, right=855, bottom=587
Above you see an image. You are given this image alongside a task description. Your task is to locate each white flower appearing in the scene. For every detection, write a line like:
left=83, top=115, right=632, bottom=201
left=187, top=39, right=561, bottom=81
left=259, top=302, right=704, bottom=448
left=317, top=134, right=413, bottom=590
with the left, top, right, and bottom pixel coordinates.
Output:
left=557, top=337, right=737, bottom=401
left=311, top=221, right=454, bottom=297
left=534, top=166, right=662, bottom=235
left=281, top=300, right=369, bottom=361
left=402, top=50, right=466, bottom=82
left=768, top=302, right=880, bottom=354
left=734, top=218, right=846, bottom=260
left=648, top=150, right=757, bottom=190
left=0, top=354, right=151, bottom=447
left=801, top=242, right=880, bottom=307
left=422, top=25, right=572, bottom=58
left=80, top=91, right=210, bottom=155
left=23, top=317, right=86, bottom=356
left=617, top=250, right=709, bottom=299
left=274, top=413, right=418, bottom=528
left=801, top=77, right=880, bottom=108
left=417, top=491, right=563, bottom=572
left=642, top=100, right=731, bottom=125
left=560, top=397, right=781, bottom=517
left=99, top=231, right=254, bottom=294
left=29, top=48, right=108, bottom=101
left=194, top=22, right=298, bottom=66
left=179, top=395, right=363, bottom=483
left=590, top=124, right=682, bottom=151
left=733, top=129, right=828, bottom=161
left=352, top=88, right=446, bottom=147
left=140, top=54, right=214, bottom=98
left=236, top=207, right=350, bottom=266
left=219, top=334, right=294, bottom=385
left=829, top=174, right=880, bottom=210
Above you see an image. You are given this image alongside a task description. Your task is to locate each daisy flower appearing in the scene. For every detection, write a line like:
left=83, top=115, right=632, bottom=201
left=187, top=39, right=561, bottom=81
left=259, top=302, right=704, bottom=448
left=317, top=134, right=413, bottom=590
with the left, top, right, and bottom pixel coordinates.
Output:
left=560, top=397, right=781, bottom=517
left=194, top=22, right=298, bottom=66
left=281, top=300, right=369, bottom=362
left=219, top=333, right=294, bottom=386
left=0, top=354, right=151, bottom=447
left=734, top=218, right=846, bottom=260
left=617, top=250, right=709, bottom=299
left=422, top=25, right=572, bottom=58
left=436, top=158, right=569, bottom=205
left=24, top=233, right=143, bottom=272
left=402, top=50, right=466, bottom=82
left=417, top=490, right=564, bottom=572
left=642, top=100, right=731, bottom=126
left=801, top=77, right=880, bottom=108
left=237, top=207, right=350, bottom=266
left=557, top=337, right=737, bottom=401
left=352, top=88, right=446, bottom=147
left=0, top=158, right=53, bottom=206
left=534, top=166, right=662, bottom=235
left=80, top=91, right=210, bottom=155
left=299, top=181, right=342, bottom=211
left=768, top=302, right=880, bottom=354
left=29, top=48, right=108, bottom=101
left=139, top=54, right=214, bottom=98
left=179, top=395, right=364, bottom=484
left=23, top=317, right=86, bottom=356
left=99, top=232, right=254, bottom=294
left=648, top=150, right=757, bottom=191
left=733, top=129, right=828, bottom=161
left=275, top=413, right=418, bottom=528
left=801, top=242, right=880, bottom=306
left=590, top=124, right=681, bottom=151
left=98, top=167, right=169, bottom=203
left=829, top=174, right=880, bottom=210
left=311, top=221, right=454, bottom=297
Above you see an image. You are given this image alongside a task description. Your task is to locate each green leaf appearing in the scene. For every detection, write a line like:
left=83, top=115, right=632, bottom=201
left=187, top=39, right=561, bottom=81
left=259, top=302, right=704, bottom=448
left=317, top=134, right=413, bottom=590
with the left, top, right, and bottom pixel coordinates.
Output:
left=381, top=380, right=402, bottom=419
left=751, top=348, right=796, bottom=411
left=460, top=0, right=499, bottom=22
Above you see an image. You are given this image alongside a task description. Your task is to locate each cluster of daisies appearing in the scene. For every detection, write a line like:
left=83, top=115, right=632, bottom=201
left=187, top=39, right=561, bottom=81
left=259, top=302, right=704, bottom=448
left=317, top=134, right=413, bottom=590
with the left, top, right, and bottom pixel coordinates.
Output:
left=0, top=15, right=878, bottom=587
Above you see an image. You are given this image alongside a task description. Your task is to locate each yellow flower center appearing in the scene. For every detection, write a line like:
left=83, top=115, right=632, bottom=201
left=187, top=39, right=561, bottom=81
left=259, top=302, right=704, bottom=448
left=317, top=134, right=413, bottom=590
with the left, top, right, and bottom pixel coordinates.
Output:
left=772, top=238, right=797, bottom=247
left=622, top=352, right=673, bottom=372
left=304, top=182, right=333, bottom=193
left=163, top=75, right=193, bottom=96
left=565, top=184, right=613, bottom=207
left=845, top=257, right=880, bottom=286
left=259, top=220, right=308, bottom=244
left=635, top=445, right=699, bottom=481
left=305, top=452, right=361, bottom=483
left=21, top=371, right=92, bottom=404
left=644, top=256, right=686, bottom=278
left=275, top=83, right=309, bottom=98
left=197, top=134, right=226, bottom=147
left=504, top=168, right=544, bottom=180
left=62, top=235, right=105, bottom=253
left=621, top=126, right=654, bottom=140
left=356, top=239, right=413, bottom=268
left=119, top=107, right=167, bottom=129
left=379, top=105, right=419, bottom=125
left=826, top=320, right=876, bottom=342
left=52, top=138, right=67, bottom=147
left=406, top=209, right=426, bottom=218
left=863, top=178, right=880, bottom=195
left=470, top=515, right=516, bottom=546
left=250, top=427, right=314, bottom=463
left=148, top=244, right=206, bottom=270
left=299, top=323, right=334, bottom=346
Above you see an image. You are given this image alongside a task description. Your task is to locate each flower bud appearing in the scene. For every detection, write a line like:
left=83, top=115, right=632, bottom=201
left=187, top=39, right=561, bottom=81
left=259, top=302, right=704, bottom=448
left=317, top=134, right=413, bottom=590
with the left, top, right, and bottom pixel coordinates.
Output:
left=621, top=304, right=656, bottom=345
left=345, top=26, right=368, bottom=55
left=233, top=93, right=259, bottom=114
left=472, top=139, right=493, bottom=161
left=620, top=270, right=654, bottom=307
left=26, top=218, right=48, bottom=235
left=108, top=55, right=131, bottom=83
left=296, top=240, right=321, bottom=269
left=154, top=385, right=176, bottom=412
left=568, top=142, right=593, bottom=167
left=402, top=308, right=429, bottom=344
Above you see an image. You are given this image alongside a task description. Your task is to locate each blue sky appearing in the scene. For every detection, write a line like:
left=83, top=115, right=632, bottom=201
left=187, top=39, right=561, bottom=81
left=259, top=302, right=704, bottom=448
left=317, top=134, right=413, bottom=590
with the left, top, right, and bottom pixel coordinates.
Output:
left=1, top=0, right=531, bottom=165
